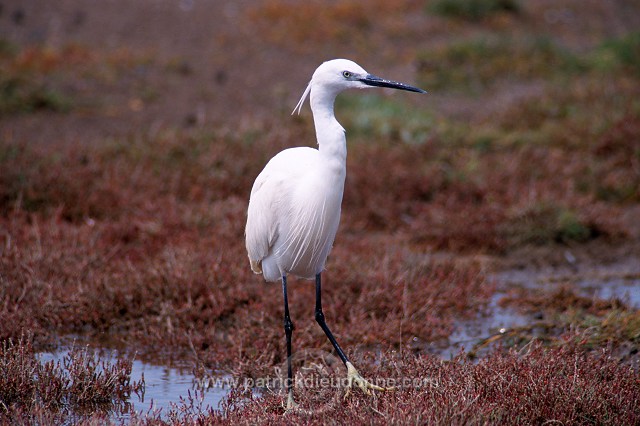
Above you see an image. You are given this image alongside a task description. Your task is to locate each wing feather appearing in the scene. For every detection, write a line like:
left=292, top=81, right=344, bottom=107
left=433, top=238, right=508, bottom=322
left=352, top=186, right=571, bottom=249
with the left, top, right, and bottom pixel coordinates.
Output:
left=245, top=147, right=320, bottom=278
left=245, top=146, right=343, bottom=281
left=245, top=169, right=279, bottom=272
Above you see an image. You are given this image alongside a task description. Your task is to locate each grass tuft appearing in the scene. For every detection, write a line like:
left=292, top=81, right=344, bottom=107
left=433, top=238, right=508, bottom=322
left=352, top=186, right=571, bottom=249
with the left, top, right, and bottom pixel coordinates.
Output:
left=594, top=32, right=640, bottom=74
left=504, top=203, right=596, bottom=245
left=429, top=0, right=519, bottom=21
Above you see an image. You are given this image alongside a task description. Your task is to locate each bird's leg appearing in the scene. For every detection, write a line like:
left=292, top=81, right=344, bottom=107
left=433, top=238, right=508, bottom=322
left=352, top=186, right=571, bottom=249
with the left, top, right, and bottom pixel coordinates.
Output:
left=314, top=273, right=387, bottom=398
left=282, top=275, right=297, bottom=410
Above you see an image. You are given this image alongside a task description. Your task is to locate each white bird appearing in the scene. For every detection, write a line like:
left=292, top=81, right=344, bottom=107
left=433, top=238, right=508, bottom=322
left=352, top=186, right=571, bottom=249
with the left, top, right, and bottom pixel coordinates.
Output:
left=245, top=58, right=426, bottom=409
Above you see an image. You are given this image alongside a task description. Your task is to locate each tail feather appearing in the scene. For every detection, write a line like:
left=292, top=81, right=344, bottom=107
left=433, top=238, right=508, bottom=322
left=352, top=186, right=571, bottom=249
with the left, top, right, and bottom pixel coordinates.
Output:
left=250, top=258, right=262, bottom=275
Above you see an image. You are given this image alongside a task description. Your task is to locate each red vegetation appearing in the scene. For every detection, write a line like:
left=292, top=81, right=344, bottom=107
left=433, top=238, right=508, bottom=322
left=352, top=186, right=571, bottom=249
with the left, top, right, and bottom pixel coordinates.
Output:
left=197, top=339, right=640, bottom=425
left=1, top=0, right=639, bottom=423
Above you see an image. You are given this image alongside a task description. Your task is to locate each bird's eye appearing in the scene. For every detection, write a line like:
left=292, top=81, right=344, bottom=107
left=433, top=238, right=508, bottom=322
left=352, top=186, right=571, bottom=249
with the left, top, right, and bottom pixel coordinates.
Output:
left=342, top=71, right=352, bottom=79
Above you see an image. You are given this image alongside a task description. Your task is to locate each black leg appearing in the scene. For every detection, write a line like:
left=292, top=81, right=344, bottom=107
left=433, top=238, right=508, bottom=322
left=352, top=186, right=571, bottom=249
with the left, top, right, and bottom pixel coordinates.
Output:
left=282, top=275, right=295, bottom=403
left=314, top=273, right=387, bottom=397
left=314, top=273, right=350, bottom=365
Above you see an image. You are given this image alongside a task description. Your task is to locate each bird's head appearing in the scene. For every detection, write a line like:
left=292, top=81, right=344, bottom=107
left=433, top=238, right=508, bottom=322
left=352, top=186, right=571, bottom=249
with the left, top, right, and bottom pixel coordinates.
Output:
left=293, top=59, right=426, bottom=115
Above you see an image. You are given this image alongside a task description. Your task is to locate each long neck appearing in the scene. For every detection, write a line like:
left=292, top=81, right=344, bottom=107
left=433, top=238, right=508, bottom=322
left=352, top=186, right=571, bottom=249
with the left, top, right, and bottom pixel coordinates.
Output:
left=310, top=86, right=347, bottom=166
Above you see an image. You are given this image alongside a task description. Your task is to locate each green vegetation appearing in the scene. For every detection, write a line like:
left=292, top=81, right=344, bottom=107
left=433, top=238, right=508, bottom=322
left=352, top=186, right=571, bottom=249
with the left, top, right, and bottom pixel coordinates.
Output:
left=0, top=39, right=73, bottom=113
left=417, top=36, right=586, bottom=92
left=417, top=32, right=640, bottom=95
left=594, top=31, right=640, bottom=74
left=0, top=77, right=71, bottom=114
left=336, top=93, right=435, bottom=144
left=429, top=0, right=519, bottom=20
left=505, top=203, right=595, bottom=245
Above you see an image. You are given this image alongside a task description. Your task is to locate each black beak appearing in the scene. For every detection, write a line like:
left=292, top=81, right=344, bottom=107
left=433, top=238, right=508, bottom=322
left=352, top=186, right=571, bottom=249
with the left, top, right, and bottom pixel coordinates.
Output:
left=359, top=74, right=427, bottom=94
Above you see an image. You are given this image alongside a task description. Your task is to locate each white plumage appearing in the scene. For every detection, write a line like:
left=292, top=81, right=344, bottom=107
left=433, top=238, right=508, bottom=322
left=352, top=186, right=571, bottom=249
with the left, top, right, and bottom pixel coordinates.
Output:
left=246, top=145, right=344, bottom=281
left=246, top=59, right=360, bottom=282
left=243, top=59, right=425, bottom=408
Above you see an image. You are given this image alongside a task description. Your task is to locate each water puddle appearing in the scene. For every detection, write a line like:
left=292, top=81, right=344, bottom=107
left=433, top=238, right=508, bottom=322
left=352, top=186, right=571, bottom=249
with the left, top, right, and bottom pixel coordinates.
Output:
left=572, top=275, right=640, bottom=308
left=37, top=346, right=230, bottom=422
left=437, top=262, right=640, bottom=359
left=433, top=291, right=531, bottom=359
left=494, top=264, right=640, bottom=309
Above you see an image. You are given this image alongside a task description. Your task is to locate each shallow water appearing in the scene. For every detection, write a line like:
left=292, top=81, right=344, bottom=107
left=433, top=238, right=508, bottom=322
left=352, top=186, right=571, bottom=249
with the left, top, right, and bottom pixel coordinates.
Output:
left=435, top=291, right=531, bottom=359
left=575, top=275, right=640, bottom=308
left=37, top=348, right=229, bottom=421
left=494, top=264, right=640, bottom=309
left=439, top=263, right=640, bottom=359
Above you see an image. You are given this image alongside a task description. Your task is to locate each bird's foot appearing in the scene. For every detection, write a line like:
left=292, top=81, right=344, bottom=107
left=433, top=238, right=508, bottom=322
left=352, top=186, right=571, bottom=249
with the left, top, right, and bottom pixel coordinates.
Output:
left=284, top=389, right=298, bottom=411
left=283, top=389, right=315, bottom=416
left=343, top=361, right=391, bottom=399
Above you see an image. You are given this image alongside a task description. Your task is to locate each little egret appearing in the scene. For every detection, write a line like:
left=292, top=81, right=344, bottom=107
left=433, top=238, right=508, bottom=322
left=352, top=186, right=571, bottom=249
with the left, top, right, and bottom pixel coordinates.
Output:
left=245, top=58, right=426, bottom=409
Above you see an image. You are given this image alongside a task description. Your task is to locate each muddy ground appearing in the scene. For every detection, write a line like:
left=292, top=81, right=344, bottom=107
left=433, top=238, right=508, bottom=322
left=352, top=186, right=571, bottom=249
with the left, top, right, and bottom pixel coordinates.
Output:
left=1, top=0, right=639, bottom=424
